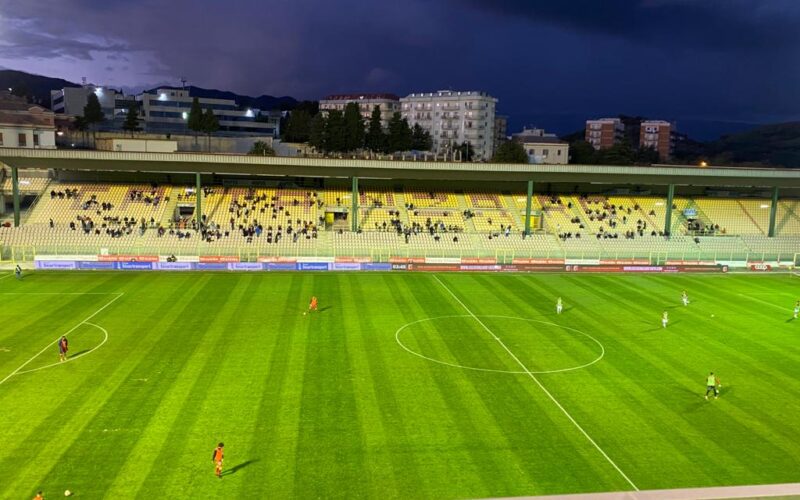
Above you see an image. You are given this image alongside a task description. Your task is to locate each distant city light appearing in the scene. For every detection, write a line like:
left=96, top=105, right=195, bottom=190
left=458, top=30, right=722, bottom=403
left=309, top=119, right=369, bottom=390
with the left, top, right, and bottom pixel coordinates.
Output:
left=699, top=160, right=708, bottom=167
left=159, top=93, right=167, bottom=101
left=94, top=87, right=103, bottom=96
left=245, top=108, right=254, bottom=118
left=181, top=111, right=188, bottom=120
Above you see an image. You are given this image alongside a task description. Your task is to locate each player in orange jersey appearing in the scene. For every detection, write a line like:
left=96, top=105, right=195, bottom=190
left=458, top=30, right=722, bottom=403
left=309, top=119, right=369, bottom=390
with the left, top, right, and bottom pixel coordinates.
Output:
left=309, top=296, right=318, bottom=313
left=212, top=442, right=224, bottom=478
left=33, top=491, right=43, bottom=500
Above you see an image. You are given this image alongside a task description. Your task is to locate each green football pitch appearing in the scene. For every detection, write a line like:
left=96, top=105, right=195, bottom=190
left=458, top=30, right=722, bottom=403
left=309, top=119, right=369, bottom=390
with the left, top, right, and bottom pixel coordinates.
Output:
left=1, top=271, right=799, bottom=499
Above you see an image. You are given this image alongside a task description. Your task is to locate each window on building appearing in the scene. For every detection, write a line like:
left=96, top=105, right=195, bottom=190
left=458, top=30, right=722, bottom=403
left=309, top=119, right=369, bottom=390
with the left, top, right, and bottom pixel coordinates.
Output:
left=0, top=132, right=3, bottom=146
left=33, top=134, right=39, bottom=146
left=557, top=150, right=562, bottom=156
left=18, top=133, right=26, bottom=146
left=543, top=149, right=549, bottom=156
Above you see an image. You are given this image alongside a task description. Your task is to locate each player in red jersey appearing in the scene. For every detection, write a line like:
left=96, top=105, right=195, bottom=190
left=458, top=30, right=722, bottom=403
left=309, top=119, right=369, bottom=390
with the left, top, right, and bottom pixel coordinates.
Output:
left=58, top=336, right=69, bottom=362
left=309, top=296, right=318, bottom=313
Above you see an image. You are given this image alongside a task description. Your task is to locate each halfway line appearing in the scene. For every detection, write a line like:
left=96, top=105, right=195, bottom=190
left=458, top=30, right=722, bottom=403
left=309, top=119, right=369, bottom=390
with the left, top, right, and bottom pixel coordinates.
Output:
left=0, top=292, right=124, bottom=387
left=432, top=274, right=639, bottom=492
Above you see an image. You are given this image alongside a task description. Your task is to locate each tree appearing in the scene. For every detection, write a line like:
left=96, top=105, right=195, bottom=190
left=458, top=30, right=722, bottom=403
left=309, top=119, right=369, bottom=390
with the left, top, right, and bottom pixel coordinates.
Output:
left=343, top=102, right=365, bottom=152
left=365, top=105, right=386, bottom=153
left=293, top=100, right=319, bottom=116
left=411, top=123, right=432, bottom=151
left=187, top=97, right=204, bottom=146
left=248, top=140, right=275, bottom=156
left=201, top=108, right=220, bottom=152
left=121, top=105, right=141, bottom=136
left=492, top=140, right=529, bottom=163
left=456, top=141, right=475, bottom=161
left=596, top=141, right=635, bottom=165
left=309, top=113, right=327, bottom=151
left=569, top=140, right=596, bottom=164
left=282, top=109, right=312, bottom=143
left=82, top=92, right=105, bottom=145
left=387, top=112, right=412, bottom=153
left=325, top=110, right=346, bottom=152
left=636, top=146, right=660, bottom=165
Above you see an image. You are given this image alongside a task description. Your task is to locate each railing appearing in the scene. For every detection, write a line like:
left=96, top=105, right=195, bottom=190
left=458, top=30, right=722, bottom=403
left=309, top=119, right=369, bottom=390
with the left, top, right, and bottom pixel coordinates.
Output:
left=4, top=241, right=799, bottom=267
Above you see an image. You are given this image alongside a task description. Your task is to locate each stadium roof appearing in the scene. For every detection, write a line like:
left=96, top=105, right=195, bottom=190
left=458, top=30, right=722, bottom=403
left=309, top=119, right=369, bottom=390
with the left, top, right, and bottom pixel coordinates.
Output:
left=1, top=148, right=799, bottom=187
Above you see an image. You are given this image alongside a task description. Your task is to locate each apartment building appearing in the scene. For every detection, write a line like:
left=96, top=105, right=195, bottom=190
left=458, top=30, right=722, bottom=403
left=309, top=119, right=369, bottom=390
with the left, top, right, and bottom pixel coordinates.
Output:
left=401, top=90, right=497, bottom=160
left=50, top=85, right=136, bottom=124
left=494, top=115, right=508, bottom=153
left=639, top=120, right=673, bottom=160
left=512, top=127, right=569, bottom=164
left=319, top=93, right=400, bottom=128
left=585, top=118, right=625, bottom=150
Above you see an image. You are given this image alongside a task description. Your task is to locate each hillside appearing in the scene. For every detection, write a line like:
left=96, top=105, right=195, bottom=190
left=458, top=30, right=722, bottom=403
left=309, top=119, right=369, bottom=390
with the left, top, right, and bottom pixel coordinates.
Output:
left=145, top=85, right=297, bottom=111
left=702, top=122, right=800, bottom=168
left=0, top=69, right=80, bottom=107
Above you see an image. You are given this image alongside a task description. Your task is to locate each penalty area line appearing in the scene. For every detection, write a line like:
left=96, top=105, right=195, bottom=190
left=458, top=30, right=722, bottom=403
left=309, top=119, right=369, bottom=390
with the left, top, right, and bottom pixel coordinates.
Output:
left=0, top=292, right=124, bottom=387
left=432, top=274, right=640, bottom=492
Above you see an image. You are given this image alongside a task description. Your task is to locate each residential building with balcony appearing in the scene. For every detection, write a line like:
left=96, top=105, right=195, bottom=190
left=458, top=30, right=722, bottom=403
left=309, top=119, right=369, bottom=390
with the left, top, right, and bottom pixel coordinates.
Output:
left=319, top=93, right=400, bottom=128
left=639, top=120, right=673, bottom=160
left=400, top=90, right=497, bottom=160
left=585, top=118, right=625, bottom=150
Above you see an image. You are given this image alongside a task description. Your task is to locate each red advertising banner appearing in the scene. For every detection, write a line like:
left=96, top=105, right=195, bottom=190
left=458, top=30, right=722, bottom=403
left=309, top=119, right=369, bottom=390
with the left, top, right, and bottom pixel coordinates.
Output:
left=599, top=259, right=650, bottom=265
left=389, top=257, right=425, bottom=264
left=335, top=256, right=373, bottom=263
left=566, top=264, right=725, bottom=273
left=512, top=258, right=565, bottom=265
left=98, top=254, right=159, bottom=262
left=749, top=263, right=772, bottom=271
left=199, top=255, right=240, bottom=263
left=257, top=256, right=297, bottom=263
left=461, top=257, right=497, bottom=265
left=664, top=260, right=716, bottom=266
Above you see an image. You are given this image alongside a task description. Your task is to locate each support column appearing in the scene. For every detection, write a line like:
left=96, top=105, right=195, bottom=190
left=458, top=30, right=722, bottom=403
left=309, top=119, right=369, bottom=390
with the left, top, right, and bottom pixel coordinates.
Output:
left=195, top=172, right=202, bottom=231
left=524, top=180, right=534, bottom=236
left=351, top=176, right=359, bottom=232
left=12, top=166, right=20, bottom=227
left=664, top=184, right=675, bottom=237
left=768, top=186, right=779, bottom=237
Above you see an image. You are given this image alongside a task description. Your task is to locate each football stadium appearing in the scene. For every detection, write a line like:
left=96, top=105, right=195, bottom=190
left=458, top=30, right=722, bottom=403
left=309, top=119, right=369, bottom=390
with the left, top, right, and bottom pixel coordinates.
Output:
left=2, top=149, right=800, bottom=499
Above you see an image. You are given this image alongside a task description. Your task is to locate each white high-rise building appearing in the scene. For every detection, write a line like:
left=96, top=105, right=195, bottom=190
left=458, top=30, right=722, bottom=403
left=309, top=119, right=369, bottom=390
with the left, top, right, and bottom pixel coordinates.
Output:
left=401, top=90, right=497, bottom=160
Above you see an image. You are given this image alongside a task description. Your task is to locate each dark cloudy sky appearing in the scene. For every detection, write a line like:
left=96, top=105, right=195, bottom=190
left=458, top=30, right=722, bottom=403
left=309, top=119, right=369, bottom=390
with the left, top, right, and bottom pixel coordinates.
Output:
left=1, top=0, right=798, bottom=139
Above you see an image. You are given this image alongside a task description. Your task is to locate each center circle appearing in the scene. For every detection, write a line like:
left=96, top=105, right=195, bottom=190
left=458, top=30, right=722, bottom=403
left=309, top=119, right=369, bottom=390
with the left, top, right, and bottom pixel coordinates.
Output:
left=395, top=315, right=604, bottom=374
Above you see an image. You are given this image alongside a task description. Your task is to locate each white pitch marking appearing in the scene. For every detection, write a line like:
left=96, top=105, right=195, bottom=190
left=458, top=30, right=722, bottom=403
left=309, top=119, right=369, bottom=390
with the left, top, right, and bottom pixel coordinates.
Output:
left=0, top=292, right=123, bottom=387
left=15, top=322, right=109, bottom=375
left=395, top=315, right=605, bottom=374
left=737, top=293, right=793, bottom=313
left=433, top=274, right=639, bottom=492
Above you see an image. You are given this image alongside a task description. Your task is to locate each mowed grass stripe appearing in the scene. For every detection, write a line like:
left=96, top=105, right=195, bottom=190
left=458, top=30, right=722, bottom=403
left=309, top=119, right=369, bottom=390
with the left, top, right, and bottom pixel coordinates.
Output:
left=235, top=272, right=308, bottom=500
left=292, top=274, right=369, bottom=499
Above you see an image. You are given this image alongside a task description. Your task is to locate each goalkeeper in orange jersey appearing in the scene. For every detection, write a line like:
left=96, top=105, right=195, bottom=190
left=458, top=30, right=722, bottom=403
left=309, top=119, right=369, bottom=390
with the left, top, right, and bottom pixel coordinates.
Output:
left=212, top=442, right=224, bottom=478
left=309, top=295, right=318, bottom=312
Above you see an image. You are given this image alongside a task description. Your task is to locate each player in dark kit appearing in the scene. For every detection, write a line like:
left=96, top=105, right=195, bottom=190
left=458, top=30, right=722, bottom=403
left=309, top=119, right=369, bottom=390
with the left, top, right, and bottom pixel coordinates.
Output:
left=58, top=336, right=69, bottom=362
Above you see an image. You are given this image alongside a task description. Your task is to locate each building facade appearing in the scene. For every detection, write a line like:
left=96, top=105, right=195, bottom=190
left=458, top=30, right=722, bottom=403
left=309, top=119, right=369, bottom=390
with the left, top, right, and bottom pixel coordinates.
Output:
left=494, top=115, right=508, bottom=154
left=0, top=91, right=56, bottom=149
left=639, top=120, right=673, bottom=160
left=319, top=94, right=400, bottom=128
left=585, top=118, right=625, bottom=150
left=401, top=90, right=497, bottom=160
left=50, top=85, right=135, bottom=125
left=512, top=128, right=568, bottom=164
left=137, top=88, right=278, bottom=136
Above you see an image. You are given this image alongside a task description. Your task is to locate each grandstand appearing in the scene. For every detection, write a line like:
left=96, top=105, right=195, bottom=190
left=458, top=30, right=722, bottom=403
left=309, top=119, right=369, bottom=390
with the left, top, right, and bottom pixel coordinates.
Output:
left=1, top=150, right=800, bottom=264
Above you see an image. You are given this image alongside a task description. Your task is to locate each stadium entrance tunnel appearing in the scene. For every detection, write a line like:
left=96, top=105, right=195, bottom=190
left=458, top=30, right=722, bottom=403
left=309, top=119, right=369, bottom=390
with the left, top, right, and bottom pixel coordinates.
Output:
left=395, top=315, right=604, bottom=374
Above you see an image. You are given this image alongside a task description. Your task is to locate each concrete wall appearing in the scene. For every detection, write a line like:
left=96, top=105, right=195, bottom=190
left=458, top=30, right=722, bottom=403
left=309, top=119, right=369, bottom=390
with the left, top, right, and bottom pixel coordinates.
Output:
left=96, top=138, right=178, bottom=153
left=0, top=127, right=56, bottom=149
left=58, top=130, right=273, bottom=154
